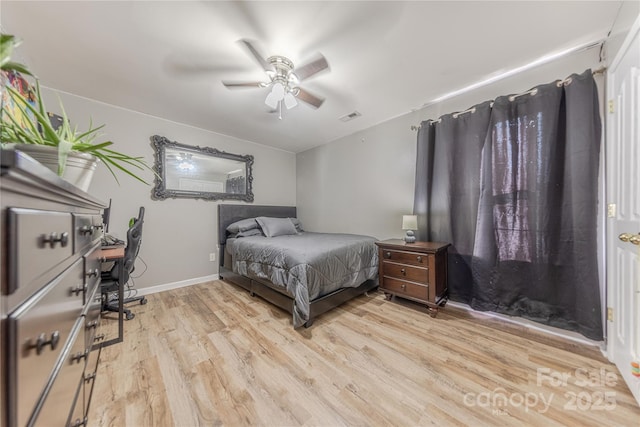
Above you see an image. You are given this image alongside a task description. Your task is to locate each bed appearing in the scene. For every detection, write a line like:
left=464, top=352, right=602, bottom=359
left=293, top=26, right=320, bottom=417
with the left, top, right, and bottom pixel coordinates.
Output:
left=218, top=204, right=379, bottom=328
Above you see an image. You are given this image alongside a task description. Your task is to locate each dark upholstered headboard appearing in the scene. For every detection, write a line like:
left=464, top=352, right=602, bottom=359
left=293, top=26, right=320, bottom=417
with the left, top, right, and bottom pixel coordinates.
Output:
left=217, top=204, right=296, bottom=245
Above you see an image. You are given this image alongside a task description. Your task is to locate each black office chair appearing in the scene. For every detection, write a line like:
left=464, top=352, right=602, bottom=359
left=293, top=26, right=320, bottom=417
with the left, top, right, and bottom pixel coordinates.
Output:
left=101, top=206, right=147, bottom=320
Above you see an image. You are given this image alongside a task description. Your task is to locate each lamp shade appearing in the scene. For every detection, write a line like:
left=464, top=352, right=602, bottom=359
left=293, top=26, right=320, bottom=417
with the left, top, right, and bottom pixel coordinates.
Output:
left=402, top=215, right=418, bottom=230
left=284, top=92, right=298, bottom=109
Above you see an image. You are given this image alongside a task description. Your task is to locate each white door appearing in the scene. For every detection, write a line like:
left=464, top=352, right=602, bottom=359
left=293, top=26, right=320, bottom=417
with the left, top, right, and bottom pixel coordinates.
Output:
left=606, top=16, right=640, bottom=406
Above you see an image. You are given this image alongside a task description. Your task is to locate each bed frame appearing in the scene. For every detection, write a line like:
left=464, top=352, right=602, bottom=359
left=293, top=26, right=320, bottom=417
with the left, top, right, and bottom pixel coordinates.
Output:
left=217, top=204, right=377, bottom=327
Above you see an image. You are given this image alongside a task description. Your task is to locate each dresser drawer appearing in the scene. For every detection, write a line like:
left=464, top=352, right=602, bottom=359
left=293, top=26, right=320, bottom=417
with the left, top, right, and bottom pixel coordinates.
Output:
left=34, top=318, right=87, bottom=427
left=383, top=261, right=428, bottom=283
left=7, top=208, right=73, bottom=295
left=83, top=345, right=102, bottom=419
left=84, top=244, right=103, bottom=305
left=380, top=249, right=429, bottom=267
left=73, top=214, right=103, bottom=254
left=84, top=282, right=102, bottom=352
left=382, top=277, right=429, bottom=301
left=6, top=258, right=85, bottom=427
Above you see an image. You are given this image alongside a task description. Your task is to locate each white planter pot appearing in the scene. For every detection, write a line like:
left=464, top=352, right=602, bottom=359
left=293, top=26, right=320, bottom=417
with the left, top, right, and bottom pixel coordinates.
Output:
left=12, top=144, right=98, bottom=192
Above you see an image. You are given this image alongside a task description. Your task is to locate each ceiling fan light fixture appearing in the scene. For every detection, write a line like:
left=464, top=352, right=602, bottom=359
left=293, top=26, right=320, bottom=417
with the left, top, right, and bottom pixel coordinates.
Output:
left=271, top=82, right=285, bottom=100
left=284, top=92, right=297, bottom=109
left=265, top=91, right=279, bottom=109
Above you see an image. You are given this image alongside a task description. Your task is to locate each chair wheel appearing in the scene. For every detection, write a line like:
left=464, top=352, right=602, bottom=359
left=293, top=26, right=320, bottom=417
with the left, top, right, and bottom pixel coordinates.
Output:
left=126, top=312, right=135, bottom=320
left=140, top=297, right=147, bottom=305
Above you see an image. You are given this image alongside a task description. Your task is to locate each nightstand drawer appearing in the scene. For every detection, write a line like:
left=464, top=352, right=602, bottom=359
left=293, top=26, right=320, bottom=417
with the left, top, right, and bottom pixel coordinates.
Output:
left=383, top=261, right=428, bottom=283
left=380, top=249, right=429, bottom=266
left=382, top=277, right=428, bottom=300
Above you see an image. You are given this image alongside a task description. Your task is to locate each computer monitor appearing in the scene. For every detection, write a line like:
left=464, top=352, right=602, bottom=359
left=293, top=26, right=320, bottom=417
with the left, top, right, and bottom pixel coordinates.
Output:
left=102, top=199, right=112, bottom=234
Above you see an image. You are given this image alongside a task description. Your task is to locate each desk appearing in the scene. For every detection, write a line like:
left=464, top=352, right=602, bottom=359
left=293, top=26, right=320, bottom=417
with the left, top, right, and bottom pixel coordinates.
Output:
left=96, top=244, right=125, bottom=349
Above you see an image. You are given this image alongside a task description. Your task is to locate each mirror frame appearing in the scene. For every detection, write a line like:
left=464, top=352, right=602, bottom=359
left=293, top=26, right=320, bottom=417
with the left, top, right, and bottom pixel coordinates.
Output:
left=151, top=135, right=254, bottom=202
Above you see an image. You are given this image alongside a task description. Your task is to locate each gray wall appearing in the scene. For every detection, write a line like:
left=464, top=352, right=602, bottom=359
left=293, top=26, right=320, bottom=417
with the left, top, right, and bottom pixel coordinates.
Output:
left=296, top=47, right=604, bottom=240
left=40, top=87, right=296, bottom=290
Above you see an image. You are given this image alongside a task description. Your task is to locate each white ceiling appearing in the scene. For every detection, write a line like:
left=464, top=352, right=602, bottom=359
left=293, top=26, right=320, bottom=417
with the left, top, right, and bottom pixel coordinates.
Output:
left=1, top=1, right=622, bottom=153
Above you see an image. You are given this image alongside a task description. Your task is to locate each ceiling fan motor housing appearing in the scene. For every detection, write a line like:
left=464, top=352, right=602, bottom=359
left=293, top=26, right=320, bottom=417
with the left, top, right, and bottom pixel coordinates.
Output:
left=267, top=56, right=298, bottom=89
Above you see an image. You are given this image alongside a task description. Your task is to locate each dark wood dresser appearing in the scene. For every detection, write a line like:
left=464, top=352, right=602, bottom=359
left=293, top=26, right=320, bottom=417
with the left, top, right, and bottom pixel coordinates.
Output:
left=1, top=148, right=107, bottom=427
left=375, top=239, right=450, bottom=316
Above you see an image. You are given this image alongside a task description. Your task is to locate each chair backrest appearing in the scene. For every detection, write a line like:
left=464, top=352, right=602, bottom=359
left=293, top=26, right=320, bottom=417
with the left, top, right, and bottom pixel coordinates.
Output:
left=110, top=206, right=145, bottom=283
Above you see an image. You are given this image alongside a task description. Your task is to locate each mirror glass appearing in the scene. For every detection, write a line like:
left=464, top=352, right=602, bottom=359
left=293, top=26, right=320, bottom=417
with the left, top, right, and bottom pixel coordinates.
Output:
left=151, top=135, right=254, bottom=201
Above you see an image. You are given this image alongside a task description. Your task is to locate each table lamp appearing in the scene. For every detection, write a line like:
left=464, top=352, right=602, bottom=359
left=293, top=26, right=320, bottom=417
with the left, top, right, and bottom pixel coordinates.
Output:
left=402, top=215, right=418, bottom=243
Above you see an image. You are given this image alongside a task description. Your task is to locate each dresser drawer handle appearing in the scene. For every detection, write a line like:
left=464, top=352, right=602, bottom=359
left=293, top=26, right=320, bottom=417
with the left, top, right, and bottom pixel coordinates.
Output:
left=86, top=320, right=99, bottom=330
left=42, top=232, right=69, bottom=248
left=29, top=331, right=60, bottom=355
left=86, top=268, right=99, bottom=278
left=94, top=334, right=106, bottom=342
left=79, top=225, right=100, bottom=236
left=70, top=416, right=88, bottom=427
left=70, top=283, right=86, bottom=296
left=71, top=350, right=89, bottom=364
left=384, top=251, right=391, bottom=259
left=416, top=256, right=423, bottom=263
left=400, top=284, right=406, bottom=290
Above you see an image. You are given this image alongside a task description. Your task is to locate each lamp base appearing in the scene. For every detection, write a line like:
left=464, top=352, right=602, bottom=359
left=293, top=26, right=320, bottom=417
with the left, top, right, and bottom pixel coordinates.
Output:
left=404, top=230, right=416, bottom=243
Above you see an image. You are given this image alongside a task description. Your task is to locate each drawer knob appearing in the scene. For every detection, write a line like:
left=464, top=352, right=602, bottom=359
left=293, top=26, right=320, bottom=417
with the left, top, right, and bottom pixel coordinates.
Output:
left=417, top=256, right=423, bottom=262
left=401, top=284, right=406, bottom=290
left=42, top=232, right=69, bottom=248
left=400, top=268, right=406, bottom=276
left=86, top=268, right=99, bottom=278
left=29, top=331, right=60, bottom=355
left=384, top=251, right=391, bottom=259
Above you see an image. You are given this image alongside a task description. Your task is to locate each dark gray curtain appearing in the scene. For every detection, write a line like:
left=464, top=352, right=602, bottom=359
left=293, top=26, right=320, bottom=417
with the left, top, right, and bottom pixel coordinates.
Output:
left=414, top=70, right=602, bottom=340
left=414, top=101, right=492, bottom=302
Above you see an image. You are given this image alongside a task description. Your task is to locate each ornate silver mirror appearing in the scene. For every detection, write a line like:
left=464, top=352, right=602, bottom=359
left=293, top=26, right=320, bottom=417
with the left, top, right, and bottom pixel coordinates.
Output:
left=151, top=135, right=254, bottom=201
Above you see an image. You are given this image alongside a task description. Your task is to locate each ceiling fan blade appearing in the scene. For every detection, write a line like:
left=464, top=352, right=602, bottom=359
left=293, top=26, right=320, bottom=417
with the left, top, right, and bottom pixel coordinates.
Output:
left=293, top=54, right=329, bottom=81
left=238, top=39, right=274, bottom=73
left=222, top=81, right=266, bottom=89
left=295, top=87, right=325, bottom=109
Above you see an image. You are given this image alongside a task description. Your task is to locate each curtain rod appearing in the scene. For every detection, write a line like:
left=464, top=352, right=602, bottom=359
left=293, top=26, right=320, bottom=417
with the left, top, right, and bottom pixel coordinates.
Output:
left=411, top=38, right=606, bottom=130
left=410, top=65, right=607, bottom=131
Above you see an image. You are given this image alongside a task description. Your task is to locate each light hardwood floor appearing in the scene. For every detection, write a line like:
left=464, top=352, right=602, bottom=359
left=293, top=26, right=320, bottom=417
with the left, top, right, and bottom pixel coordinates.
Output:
left=90, top=280, right=640, bottom=426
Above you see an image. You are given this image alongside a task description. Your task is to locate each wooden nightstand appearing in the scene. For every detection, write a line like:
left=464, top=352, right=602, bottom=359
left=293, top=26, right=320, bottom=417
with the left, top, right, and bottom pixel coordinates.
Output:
left=375, top=239, right=450, bottom=316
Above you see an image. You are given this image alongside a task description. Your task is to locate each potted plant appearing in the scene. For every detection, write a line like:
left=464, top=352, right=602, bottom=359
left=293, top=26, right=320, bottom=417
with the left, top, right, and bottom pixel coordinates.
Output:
left=1, top=33, right=151, bottom=189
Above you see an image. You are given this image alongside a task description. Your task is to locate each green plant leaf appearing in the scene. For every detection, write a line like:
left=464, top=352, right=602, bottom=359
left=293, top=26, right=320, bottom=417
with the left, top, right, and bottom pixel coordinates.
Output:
left=57, top=140, right=73, bottom=175
left=2, top=61, right=33, bottom=76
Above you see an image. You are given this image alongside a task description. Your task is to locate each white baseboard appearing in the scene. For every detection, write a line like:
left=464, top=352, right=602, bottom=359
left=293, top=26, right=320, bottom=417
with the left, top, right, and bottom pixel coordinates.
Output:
left=136, top=274, right=219, bottom=296
left=447, top=300, right=604, bottom=349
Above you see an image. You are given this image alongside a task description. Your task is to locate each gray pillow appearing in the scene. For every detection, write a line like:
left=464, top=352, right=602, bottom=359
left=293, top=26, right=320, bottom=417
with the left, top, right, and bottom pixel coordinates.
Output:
left=289, top=217, right=304, bottom=232
left=256, top=216, right=298, bottom=237
left=226, top=218, right=259, bottom=234
left=237, top=228, right=264, bottom=238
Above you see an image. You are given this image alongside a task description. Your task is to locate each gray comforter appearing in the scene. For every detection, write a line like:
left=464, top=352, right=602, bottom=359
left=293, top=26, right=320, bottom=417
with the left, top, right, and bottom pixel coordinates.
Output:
left=227, top=232, right=379, bottom=327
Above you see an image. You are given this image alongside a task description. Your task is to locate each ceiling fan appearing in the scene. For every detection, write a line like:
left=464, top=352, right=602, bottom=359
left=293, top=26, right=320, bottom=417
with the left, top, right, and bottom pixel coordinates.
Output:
left=222, top=39, right=329, bottom=117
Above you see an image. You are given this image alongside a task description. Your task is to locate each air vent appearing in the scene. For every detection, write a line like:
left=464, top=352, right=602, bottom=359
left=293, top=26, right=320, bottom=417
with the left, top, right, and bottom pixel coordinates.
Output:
left=339, top=111, right=362, bottom=122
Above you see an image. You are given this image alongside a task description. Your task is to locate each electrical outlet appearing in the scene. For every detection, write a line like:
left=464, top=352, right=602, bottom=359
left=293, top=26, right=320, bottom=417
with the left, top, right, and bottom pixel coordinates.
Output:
left=209, top=253, right=216, bottom=262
